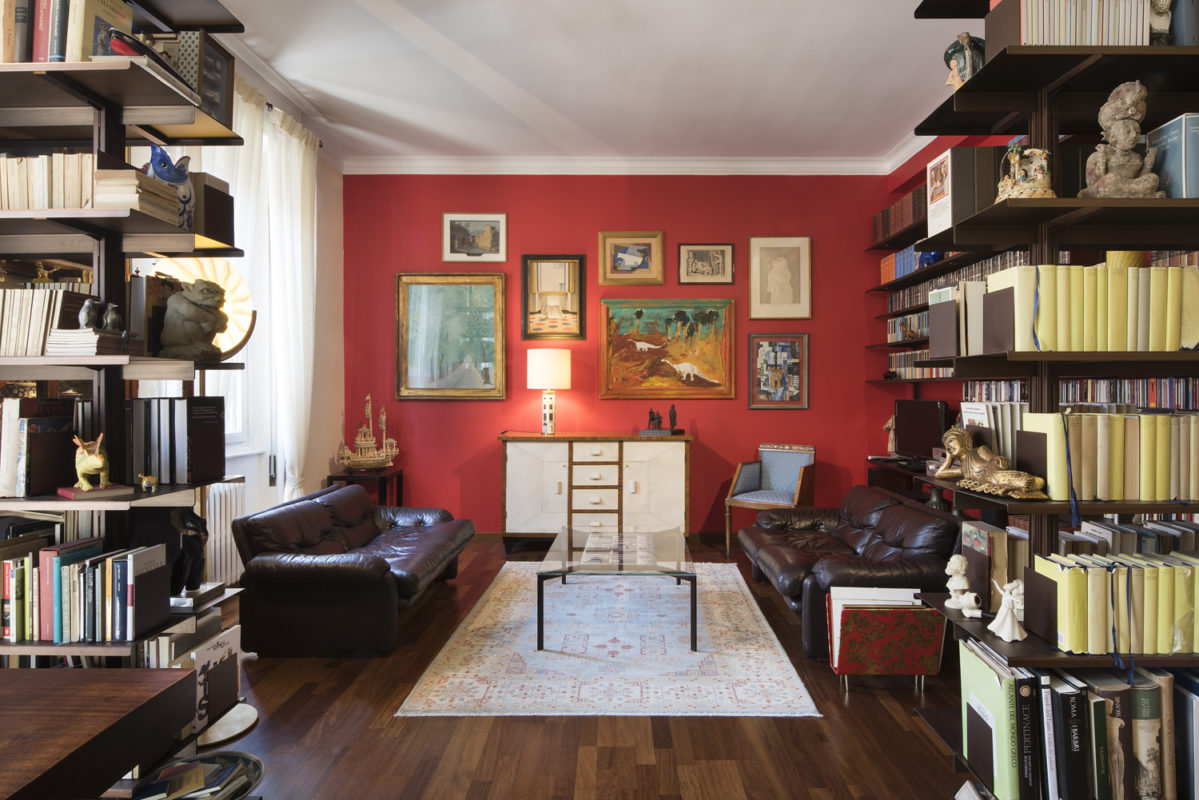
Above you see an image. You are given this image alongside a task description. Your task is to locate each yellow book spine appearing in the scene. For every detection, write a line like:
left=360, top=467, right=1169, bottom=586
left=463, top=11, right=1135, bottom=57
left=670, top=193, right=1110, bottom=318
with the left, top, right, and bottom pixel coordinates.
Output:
left=1126, top=265, right=1140, bottom=351
left=1037, top=264, right=1057, bottom=351
left=1155, top=413, right=1171, bottom=502
left=1069, top=264, right=1084, bottom=351
left=1106, top=262, right=1128, bottom=351
left=1166, top=265, right=1182, bottom=351
left=1139, top=414, right=1158, bottom=501
left=1095, top=264, right=1109, bottom=352
left=1149, top=266, right=1169, bottom=351
left=1056, top=263, right=1071, bottom=351
left=1143, top=564, right=1159, bottom=654
left=1022, top=412, right=1070, bottom=501
left=1082, top=265, right=1098, bottom=351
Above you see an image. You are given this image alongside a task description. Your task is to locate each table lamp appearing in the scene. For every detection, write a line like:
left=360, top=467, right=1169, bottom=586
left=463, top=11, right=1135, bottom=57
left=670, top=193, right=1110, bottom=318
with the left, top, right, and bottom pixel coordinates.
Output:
left=527, top=348, right=571, bottom=435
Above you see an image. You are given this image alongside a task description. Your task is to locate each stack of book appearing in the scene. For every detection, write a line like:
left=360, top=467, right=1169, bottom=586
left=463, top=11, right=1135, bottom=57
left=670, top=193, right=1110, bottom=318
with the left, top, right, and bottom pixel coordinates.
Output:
left=44, top=327, right=127, bottom=355
left=960, top=638, right=1199, bottom=800
left=0, top=152, right=95, bottom=210
left=93, top=168, right=182, bottom=227
left=129, top=396, right=226, bottom=486
left=872, top=184, right=927, bottom=244
left=0, top=396, right=78, bottom=498
left=0, top=287, right=95, bottom=356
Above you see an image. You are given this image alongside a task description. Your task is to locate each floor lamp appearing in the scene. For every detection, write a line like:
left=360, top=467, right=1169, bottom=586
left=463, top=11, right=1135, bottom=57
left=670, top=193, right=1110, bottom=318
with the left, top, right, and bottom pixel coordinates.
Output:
left=527, top=349, right=571, bottom=435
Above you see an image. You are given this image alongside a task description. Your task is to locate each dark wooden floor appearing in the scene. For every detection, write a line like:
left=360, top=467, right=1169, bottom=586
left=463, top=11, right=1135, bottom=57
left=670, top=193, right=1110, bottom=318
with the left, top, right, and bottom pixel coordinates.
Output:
left=233, top=536, right=968, bottom=799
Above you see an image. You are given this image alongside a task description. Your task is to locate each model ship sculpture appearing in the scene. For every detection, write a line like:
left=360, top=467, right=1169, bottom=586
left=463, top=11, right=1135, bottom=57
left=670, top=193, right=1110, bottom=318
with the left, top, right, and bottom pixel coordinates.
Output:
left=336, top=394, right=399, bottom=470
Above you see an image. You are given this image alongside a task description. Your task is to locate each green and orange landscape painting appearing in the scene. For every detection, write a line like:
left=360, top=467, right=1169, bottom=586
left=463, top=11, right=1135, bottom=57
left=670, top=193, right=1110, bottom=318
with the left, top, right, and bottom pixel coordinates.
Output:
left=600, top=298, right=734, bottom=398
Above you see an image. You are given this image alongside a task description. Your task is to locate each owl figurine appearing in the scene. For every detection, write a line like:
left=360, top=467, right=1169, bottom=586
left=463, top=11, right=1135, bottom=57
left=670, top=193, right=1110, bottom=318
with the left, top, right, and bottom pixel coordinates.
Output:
left=142, top=144, right=195, bottom=229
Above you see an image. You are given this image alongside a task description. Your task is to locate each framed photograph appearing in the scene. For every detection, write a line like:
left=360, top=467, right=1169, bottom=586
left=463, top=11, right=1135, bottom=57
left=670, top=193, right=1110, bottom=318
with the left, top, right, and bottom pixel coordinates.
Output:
left=599, top=298, right=734, bottom=399
left=748, top=333, right=808, bottom=409
left=678, top=243, right=734, bottom=285
left=395, top=273, right=505, bottom=399
left=521, top=254, right=584, bottom=340
left=443, top=213, right=507, bottom=262
left=597, top=231, right=664, bottom=285
left=749, top=236, right=811, bottom=319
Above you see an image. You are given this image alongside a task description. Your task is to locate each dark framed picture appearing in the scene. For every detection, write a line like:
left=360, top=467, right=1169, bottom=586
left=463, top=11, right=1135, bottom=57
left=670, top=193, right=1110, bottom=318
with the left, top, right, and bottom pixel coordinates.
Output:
left=599, top=298, right=734, bottom=399
left=678, top=243, right=733, bottom=284
left=597, top=230, right=664, bottom=285
left=748, top=333, right=808, bottom=409
left=521, top=254, right=584, bottom=340
left=395, top=273, right=505, bottom=399
left=443, top=213, right=507, bottom=262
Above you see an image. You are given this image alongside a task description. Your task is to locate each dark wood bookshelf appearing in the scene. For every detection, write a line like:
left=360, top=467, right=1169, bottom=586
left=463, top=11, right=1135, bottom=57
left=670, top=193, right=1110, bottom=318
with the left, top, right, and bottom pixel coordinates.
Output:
left=867, top=249, right=1008, bottom=293
left=866, top=376, right=960, bottom=385
left=949, top=351, right=1199, bottom=381
left=868, top=337, right=930, bottom=350
left=131, top=0, right=245, bottom=32
left=868, top=218, right=928, bottom=251
left=914, top=0, right=989, bottom=18
left=875, top=304, right=929, bottom=320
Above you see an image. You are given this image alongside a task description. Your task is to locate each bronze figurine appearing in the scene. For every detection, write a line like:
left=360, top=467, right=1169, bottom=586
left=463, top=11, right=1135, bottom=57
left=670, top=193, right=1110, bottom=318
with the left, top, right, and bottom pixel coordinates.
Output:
left=934, top=426, right=1048, bottom=500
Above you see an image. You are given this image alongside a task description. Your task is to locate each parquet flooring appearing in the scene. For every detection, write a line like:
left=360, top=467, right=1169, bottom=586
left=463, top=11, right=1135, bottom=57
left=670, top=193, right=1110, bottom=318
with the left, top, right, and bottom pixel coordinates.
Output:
left=233, top=536, right=965, bottom=799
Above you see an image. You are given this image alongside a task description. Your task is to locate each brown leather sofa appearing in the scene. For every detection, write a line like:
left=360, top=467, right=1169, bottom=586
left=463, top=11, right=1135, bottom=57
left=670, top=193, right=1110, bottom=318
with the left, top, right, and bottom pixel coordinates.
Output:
left=231, top=483, right=475, bottom=656
left=737, top=484, right=960, bottom=659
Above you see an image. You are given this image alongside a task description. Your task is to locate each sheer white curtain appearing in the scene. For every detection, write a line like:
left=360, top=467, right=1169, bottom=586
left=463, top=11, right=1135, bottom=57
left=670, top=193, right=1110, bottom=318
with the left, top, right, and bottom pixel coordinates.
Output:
left=262, top=108, right=319, bottom=500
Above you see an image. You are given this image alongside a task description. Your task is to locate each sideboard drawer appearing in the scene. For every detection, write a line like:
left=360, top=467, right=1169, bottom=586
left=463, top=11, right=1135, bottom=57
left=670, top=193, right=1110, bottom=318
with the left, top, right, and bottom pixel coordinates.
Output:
left=571, top=513, right=619, bottom=531
left=572, top=465, right=619, bottom=486
left=572, top=442, right=619, bottom=462
left=572, top=488, right=619, bottom=511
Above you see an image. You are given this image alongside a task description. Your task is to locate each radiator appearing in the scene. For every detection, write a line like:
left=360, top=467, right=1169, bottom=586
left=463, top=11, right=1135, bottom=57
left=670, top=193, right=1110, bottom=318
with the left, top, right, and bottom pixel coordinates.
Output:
left=205, top=482, right=246, bottom=585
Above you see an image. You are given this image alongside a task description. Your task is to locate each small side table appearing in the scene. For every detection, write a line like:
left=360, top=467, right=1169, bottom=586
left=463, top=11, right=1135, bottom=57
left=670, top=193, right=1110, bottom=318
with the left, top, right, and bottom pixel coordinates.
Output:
left=327, top=466, right=403, bottom=506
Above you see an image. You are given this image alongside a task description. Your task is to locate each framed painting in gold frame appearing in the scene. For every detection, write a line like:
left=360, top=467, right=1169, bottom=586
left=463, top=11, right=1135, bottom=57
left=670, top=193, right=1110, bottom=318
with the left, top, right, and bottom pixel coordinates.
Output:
left=599, top=298, right=734, bottom=399
left=597, top=230, right=664, bottom=285
left=395, top=273, right=505, bottom=399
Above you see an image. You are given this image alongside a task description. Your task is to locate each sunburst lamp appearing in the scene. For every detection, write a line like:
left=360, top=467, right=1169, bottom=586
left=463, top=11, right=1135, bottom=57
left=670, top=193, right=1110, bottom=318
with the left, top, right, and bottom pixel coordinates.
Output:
left=527, top=349, right=571, bottom=435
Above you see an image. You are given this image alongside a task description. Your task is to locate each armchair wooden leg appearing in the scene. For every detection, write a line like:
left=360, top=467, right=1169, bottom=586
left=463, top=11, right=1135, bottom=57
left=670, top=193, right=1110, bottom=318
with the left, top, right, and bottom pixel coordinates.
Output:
left=724, top=506, right=732, bottom=558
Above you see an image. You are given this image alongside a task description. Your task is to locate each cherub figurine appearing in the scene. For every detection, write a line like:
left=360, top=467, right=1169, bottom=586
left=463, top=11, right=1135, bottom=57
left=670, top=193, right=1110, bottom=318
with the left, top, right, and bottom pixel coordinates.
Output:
left=934, top=426, right=1048, bottom=499
left=1078, top=81, right=1165, bottom=199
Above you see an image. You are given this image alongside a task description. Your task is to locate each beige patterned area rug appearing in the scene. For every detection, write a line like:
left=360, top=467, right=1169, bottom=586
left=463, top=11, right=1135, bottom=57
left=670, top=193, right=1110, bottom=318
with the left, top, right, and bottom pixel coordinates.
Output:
left=396, top=562, right=820, bottom=717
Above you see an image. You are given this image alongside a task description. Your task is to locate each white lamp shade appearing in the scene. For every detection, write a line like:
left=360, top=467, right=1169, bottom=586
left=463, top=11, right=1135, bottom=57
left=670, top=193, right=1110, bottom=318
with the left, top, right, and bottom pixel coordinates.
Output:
left=527, top=348, right=571, bottom=390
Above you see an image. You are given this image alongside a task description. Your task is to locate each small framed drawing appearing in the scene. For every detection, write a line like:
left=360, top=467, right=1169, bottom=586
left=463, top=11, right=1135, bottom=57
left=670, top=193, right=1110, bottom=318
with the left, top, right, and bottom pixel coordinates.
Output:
left=749, top=333, right=808, bottom=409
left=443, top=213, right=507, bottom=262
left=678, top=243, right=734, bottom=285
left=749, top=236, right=811, bottom=319
left=395, top=273, right=505, bottom=399
left=521, top=254, right=585, bottom=340
left=598, top=230, right=664, bottom=285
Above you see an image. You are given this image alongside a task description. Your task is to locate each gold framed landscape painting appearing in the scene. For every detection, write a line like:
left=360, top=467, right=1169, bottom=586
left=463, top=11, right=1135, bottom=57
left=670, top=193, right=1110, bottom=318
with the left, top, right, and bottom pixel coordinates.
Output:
left=521, top=254, right=585, bottom=340
left=749, top=236, right=811, bottom=319
left=443, top=213, right=507, bottom=262
left=395, top=273, right=505, bottom=399
left=600, top=298, right=734, bottom=399
left=598, top=230, right=664, bottom=285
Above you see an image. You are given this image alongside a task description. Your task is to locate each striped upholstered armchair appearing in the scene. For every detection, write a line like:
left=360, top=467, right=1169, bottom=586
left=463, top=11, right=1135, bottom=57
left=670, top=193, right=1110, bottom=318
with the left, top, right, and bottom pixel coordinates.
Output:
left=724, top=444, right=815, bottom=556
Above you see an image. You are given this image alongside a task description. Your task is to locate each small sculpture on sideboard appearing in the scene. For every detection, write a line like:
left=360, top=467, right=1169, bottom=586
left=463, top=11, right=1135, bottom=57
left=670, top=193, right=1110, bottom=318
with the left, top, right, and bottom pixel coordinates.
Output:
left=1078, top=80, right=1166, bottom=199
left=934, top=426, right=1048, bottom=499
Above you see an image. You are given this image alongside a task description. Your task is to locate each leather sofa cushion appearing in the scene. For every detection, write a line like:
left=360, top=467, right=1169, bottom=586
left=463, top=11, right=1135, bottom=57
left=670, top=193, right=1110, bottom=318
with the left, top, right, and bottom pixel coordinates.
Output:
left=317, top=484, right=380, bottom=548
left=756, top=535, right=854, bottom=597
left=241, top=497, right=333, bottom=553
left=838, top=485, right=899, bottom=530
left=357, top=519, right=476, bottom=598
left=858, top=504, right=958, bottom=561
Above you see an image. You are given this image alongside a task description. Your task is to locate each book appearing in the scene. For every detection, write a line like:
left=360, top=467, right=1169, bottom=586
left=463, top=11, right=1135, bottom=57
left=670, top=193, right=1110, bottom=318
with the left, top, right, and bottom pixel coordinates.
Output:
left=1079, top=671, right=1135, bottom=800
left=14, top=415, right=75, bottom=497
left=1022, top=412, right=1070, bottom=501
left=1138, top=668, right=1177, bottom=800
left=1035, top=553, right=1087, bottom=653
left=1047, top=672, right=1089, bottom=800
left=125, top=543, right=168, bottom=640
left=1148, top=113, right=1199, bottom=199
left=35, top=535, right=100, bottom=642
left=962, top=519, right=1010, bottom=614
left=62, top=0, right=131, bottom=62
left=0, top=396, right=76, bottom=497
left=55, top=483, right=131, bottom=500
left=1172, top=669, right=1199, bottom=800
left=1130, top=671, right=1164, bottom=799
left=960, top=639, right=1020, bottom=800
left=45, top=0, right=66, bottom=61
left=171, top=396, right=225, bottom=484
left=1010, top=667, right=1043, bottom=800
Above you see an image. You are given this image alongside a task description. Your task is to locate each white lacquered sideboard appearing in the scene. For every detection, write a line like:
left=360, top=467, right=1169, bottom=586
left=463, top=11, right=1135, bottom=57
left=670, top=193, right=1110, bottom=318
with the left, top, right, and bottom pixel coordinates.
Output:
left=499, top=432, right=691, bottom=537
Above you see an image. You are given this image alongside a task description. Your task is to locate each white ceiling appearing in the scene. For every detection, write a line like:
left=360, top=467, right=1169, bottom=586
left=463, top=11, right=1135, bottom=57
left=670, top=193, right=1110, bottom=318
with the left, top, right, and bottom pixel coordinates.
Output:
left=216, top=0, right=976, bottom=175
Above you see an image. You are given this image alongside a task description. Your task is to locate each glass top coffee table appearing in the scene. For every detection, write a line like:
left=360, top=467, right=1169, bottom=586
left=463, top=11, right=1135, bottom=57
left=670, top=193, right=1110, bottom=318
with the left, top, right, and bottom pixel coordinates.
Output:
left=536, top=528, right=697, bottom=651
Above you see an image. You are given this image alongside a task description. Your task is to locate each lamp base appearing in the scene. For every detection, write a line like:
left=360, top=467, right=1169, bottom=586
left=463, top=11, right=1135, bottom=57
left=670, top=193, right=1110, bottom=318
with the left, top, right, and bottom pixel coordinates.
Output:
left=541, top=389, right=556, bottom=435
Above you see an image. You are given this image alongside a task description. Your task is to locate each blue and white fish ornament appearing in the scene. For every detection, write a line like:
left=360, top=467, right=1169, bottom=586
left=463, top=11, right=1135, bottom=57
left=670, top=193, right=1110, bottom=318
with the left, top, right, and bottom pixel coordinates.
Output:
left=143, top=144, right=195, bottom=229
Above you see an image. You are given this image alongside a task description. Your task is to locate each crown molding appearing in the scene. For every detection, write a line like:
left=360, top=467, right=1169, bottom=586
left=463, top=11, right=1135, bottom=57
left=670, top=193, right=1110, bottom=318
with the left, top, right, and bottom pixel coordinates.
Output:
left=341, top=154, right=907, bottom=176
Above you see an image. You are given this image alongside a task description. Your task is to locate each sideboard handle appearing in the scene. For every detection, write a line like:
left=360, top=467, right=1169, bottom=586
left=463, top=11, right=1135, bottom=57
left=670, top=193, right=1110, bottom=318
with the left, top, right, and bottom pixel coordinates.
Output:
left=589, top=497, right=603, bottom=505
left=590, top=448, right=603, bottom=456
left=630, top=480, right=639, bottom=494
left=590, top=472, right=603, bottom=481
left=555, top=481, right=563, bottom=495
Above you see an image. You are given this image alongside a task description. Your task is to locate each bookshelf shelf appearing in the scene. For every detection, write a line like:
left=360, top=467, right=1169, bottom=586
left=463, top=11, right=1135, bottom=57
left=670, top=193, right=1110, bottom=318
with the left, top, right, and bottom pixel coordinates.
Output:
left=867, top=218, right=927, bottom=251
left=0, top=208, right=236, bottom=257
left=867, top=338, right=929, bottom=350
left=914, top=0, right=989, bottom=18
left=0, top=476, right=244, bottom=513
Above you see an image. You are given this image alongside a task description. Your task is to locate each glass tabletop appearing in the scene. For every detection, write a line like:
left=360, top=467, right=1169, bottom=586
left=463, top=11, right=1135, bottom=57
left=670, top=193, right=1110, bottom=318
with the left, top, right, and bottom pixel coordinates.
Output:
left=538, top=528, right=694, bottom=577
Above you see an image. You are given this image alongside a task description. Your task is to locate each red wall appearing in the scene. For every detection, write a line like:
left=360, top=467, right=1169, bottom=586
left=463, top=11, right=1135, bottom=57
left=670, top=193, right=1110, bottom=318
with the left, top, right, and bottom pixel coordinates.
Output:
left=342, top=173, right=924, bottom=533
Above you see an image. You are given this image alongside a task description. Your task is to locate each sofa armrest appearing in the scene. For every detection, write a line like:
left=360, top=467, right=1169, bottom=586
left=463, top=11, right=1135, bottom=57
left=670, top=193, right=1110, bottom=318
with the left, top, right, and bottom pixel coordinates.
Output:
left=374, top=506, right=453, bottom=529
left=243, top=552, right=390, bottom=584
left=755, top=506, right=839, bottom=532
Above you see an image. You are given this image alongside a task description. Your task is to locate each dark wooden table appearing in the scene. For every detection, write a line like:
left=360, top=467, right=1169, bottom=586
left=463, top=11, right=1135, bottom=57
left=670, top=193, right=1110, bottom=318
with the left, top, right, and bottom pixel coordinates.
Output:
left=327, top=466, right=403, bottom=506
left=0, top=668, right=195, bottom=800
